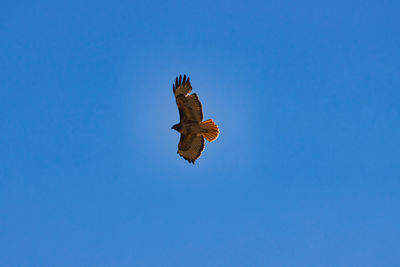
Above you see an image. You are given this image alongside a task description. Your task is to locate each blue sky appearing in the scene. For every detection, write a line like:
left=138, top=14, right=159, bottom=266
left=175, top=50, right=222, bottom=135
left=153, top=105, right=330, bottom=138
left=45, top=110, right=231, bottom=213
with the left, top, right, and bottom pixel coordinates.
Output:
left=1, top=0, right=399, bottom=266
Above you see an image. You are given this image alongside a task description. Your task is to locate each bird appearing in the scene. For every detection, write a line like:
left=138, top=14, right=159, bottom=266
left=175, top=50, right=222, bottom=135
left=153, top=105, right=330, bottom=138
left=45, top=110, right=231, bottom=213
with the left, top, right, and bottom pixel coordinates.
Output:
left=171, top=74, right=219, bottom=164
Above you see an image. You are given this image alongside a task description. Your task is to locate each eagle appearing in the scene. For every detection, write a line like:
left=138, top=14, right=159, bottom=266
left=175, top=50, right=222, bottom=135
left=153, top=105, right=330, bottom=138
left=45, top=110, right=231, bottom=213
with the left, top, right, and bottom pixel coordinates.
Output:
left=171, top=75, right=219, bottom=164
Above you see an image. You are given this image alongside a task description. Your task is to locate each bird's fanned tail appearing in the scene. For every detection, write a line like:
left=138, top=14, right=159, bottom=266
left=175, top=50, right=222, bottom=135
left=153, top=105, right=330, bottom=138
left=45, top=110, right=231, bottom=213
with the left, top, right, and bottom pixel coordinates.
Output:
left=201, top=119, right=219, bottom=142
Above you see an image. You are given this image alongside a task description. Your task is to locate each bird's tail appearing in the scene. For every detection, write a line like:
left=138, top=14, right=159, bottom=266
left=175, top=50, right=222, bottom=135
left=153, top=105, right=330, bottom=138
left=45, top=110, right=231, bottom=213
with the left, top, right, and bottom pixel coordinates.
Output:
left=201, top=119, right=219, bottom=142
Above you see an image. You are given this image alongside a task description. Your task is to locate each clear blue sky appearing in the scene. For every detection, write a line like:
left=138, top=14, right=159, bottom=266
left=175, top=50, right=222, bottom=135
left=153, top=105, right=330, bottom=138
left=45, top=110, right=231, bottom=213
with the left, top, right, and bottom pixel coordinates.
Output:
left=1, top=0, right=399, bottom=266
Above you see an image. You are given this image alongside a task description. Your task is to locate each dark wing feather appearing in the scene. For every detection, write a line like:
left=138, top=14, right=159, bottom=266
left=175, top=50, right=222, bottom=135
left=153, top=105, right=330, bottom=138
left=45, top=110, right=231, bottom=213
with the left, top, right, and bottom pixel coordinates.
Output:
left=175, top=93, right=203, bottom=122
left=178, top=134, right=205, bottom=164
left=178, top=108, right=185, bottom=122
left=173, top=74, right=192, bottom=97
left=186, top=93, right=203, bottom=121
left=173, top=74, right=202, bottom=122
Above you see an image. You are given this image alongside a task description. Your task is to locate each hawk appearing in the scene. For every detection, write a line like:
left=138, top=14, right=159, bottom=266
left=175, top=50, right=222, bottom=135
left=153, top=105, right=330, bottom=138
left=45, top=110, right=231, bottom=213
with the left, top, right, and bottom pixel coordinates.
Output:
left=171, top=75, right=219, bottom=164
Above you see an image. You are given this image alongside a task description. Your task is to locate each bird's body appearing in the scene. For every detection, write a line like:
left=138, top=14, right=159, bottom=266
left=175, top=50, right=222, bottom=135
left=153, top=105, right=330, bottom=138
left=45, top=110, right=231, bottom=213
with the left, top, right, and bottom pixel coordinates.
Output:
left=171, top=75, right=219, bottom=164
left=172, top=121, right=206, bottom=135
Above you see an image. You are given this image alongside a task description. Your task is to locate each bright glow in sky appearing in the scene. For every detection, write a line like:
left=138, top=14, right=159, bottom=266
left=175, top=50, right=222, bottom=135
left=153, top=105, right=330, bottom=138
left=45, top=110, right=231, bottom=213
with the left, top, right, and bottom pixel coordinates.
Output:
left=1, top=0, right=400, bottom=266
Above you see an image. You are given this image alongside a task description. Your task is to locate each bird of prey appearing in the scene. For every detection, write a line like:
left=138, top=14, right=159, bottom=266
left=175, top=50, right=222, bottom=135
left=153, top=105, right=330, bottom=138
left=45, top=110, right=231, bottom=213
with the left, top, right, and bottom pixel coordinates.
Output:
left=171, top=75, right=219, bottom=164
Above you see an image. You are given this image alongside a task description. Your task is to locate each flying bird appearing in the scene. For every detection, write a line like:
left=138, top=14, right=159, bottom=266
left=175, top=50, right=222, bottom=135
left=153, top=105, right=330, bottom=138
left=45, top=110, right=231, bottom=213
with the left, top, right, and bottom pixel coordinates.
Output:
left=171, top=75, right=219, bottom=164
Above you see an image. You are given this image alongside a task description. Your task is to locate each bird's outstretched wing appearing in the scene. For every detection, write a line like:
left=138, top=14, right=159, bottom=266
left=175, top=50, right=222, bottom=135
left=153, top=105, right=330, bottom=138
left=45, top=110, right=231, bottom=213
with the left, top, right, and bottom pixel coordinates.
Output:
left=178, top=133, right=205, bottom=164
left=173, top=75, right=203, bottom=122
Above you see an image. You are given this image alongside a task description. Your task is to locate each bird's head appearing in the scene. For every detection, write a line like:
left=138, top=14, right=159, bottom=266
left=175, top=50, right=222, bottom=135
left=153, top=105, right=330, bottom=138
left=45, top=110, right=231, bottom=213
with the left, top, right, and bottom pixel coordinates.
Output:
left=171, top=123, right=181, bottom=132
